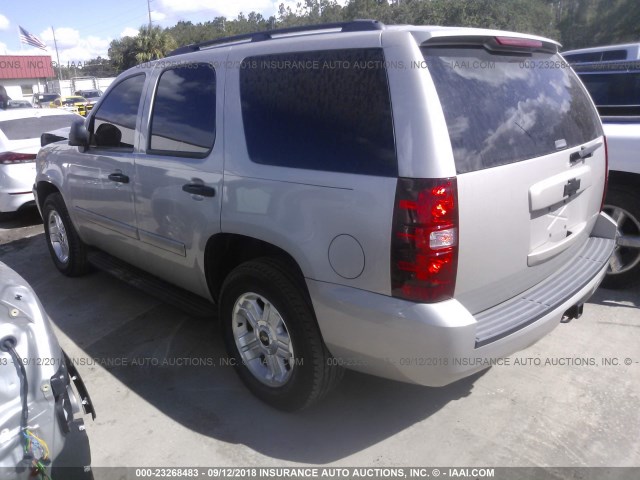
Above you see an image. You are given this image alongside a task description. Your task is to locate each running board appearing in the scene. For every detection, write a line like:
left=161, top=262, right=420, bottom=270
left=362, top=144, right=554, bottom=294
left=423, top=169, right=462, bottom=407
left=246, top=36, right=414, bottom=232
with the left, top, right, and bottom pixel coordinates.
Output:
left=87, top=251, right=216, bottom=318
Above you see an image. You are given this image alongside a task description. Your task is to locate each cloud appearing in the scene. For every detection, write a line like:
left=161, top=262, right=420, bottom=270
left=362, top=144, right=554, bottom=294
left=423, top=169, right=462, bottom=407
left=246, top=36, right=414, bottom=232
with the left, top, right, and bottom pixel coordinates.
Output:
left=120, top=27, right=139, bottom=38
left=13, top=27, right=114, bottom=63
left=0, top=1, right=352, bottom=63
left=154, top=0, right=349, bottom=24
left=157, top=0, right=273, bottom=18
left=151, top=10, right=167, bottom=22
left=41, top=27, right=80, bottom=49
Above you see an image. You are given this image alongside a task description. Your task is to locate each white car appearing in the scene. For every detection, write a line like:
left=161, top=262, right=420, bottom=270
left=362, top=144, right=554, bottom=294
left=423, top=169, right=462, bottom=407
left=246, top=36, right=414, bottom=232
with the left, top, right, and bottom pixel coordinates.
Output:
left=0, top=109, right=82, bottom=219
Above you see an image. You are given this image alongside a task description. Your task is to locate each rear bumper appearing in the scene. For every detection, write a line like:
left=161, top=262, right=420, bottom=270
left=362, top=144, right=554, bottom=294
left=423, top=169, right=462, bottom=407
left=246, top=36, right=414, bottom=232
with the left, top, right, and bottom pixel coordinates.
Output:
left=309, top=212, right=616, bottom=386
left=0, top=164, right=36, bottom=213
left=0, top=191, right=34, bottom=213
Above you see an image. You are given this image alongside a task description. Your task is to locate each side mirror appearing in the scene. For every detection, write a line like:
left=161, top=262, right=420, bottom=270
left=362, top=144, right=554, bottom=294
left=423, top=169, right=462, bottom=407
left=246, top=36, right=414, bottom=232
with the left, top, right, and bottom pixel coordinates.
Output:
left=68, top=120, right=89, bottom=150
left=41, top=132, right=65, bottom=147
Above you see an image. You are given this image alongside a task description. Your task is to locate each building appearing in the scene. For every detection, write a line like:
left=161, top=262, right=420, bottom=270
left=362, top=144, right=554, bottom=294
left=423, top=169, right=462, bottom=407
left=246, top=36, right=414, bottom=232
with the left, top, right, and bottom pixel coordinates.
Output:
left=0, top=55, right=55, bottom=100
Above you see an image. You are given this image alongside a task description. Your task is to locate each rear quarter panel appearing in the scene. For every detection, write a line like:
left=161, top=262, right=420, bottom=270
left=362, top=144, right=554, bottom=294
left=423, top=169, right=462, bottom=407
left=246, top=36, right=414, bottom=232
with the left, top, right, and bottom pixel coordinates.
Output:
left=222, top=34, right=398, bottom=295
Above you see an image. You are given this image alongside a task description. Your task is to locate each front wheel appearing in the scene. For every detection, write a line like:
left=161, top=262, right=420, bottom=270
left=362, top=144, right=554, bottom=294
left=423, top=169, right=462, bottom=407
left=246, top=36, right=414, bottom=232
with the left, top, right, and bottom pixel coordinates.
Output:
left=602, top=185, right=640, bottom=289
left=220, top=258, right=343, bottom=411
left=42, top=193, right=90, bottom=277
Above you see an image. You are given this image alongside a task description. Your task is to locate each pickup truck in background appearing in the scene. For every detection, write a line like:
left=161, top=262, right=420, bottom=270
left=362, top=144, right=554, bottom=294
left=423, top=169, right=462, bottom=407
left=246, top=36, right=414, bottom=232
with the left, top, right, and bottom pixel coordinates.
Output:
left=567, top=53, right=640, bottom=288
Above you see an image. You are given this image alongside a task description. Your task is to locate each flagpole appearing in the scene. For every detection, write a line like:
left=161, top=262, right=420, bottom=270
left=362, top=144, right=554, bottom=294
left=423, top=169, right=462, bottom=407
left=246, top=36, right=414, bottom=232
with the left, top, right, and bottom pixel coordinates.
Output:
left=51, top=26, right=62, bottom=81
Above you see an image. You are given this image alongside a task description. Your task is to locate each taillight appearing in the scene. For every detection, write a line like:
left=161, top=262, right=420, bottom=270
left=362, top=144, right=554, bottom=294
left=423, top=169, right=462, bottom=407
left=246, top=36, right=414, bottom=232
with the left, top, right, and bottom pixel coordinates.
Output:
left=391, top=178, right=459, bottom=303
left=601, top=136, right=609, bottom=211
left=0, top=152, right=37, bottom=164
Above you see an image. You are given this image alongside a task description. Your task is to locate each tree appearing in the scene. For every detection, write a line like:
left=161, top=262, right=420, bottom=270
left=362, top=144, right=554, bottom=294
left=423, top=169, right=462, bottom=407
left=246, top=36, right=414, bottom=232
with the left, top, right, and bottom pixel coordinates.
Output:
left=556, top=0, right=640, bottom=49
left=108, top=35, right=139, bottom=72
left=278, top=1, right=346, bottom=26
left=79, top=57, right=119, bottom=78
left=108, top=26, right=178, bottom=73
left=135, top=26, right=178, bottom=64
left=103, top=0, right=640, bottom=74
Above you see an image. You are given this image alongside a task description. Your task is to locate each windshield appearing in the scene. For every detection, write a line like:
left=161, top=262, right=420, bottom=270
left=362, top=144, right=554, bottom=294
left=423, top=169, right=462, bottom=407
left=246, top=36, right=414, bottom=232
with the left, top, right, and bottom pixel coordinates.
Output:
left=422, top=46, right=603, bottom=173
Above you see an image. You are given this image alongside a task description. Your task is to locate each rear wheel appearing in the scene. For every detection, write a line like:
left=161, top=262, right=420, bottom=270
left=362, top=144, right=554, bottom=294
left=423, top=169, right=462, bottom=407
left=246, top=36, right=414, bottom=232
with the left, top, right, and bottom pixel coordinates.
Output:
left=220, top=258, right=343, bottom=411
left=43, top=193, right=90, bottom=276
left=0, top=212, right=16, bottom=222
left=602, top=185, right=640, bottom=289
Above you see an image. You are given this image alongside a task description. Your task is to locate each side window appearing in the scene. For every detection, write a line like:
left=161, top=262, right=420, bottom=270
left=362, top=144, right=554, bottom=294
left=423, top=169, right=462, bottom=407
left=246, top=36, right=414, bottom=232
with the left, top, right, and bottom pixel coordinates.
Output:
left=239, top=49, right=397, bottom=177
left=602, top=50, right=627, bottom=61
left=91, top=74, right=145, bottom=151
left=148, top=63, right=216, bottom=157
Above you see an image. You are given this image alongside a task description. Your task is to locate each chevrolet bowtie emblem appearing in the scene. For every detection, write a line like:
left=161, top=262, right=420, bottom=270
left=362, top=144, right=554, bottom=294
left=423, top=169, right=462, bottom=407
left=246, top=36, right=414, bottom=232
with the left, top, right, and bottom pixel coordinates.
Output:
left=563, top=178, right=581, bottom=197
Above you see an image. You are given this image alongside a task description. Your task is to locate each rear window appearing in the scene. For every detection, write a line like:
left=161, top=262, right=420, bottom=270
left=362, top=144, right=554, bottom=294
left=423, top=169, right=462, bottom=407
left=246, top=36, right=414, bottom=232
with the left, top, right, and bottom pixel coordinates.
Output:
left=239, top=48, right=397, bottom=177
left=0, top=114, right=77, bottom=140
left=423, top=47, right=603, bottom=174
left=577, top=72, right=640, bottom=106
left=602, top=50, right=627, bottom=61
left=35, top=94, right=59, bottom=103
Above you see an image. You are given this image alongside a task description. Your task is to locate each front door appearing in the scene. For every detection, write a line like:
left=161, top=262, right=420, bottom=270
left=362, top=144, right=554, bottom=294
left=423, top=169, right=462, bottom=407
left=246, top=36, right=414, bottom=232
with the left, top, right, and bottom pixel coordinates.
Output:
left=66, top=73, right=146, bottom=257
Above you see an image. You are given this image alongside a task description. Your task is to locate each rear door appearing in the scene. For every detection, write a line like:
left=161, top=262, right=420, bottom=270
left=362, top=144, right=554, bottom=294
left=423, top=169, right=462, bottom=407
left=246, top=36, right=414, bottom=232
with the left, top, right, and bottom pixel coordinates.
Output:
left=422, top=39, right=606, bottom=313
left=132, top=60, right=223, bottom=298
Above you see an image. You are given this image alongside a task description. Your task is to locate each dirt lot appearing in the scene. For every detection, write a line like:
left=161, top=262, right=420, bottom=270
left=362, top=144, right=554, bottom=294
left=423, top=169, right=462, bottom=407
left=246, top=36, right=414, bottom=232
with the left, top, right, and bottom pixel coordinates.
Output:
left=1, top=210, right=639, bottom=471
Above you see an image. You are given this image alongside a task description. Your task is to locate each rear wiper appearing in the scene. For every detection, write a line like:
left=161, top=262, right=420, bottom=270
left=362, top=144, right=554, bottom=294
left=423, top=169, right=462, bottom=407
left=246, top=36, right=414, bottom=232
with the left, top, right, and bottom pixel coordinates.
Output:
left=515, top=121, right=535, bottom=143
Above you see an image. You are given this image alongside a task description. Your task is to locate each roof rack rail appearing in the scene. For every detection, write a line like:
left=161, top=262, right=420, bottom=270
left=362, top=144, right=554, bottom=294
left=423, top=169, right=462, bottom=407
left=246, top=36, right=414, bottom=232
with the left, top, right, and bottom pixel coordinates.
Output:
left=167, top=19, right=385, bottom=57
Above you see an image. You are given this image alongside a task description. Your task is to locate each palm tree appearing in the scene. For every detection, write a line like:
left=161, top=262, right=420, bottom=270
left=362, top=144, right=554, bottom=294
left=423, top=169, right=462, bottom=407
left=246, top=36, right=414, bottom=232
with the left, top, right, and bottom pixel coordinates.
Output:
left=134, top=26, right=178, bottom=64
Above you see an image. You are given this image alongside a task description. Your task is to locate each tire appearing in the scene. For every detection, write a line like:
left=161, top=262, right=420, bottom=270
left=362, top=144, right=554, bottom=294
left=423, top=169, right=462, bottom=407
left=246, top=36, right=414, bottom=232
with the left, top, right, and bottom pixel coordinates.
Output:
left=0, top=211, right=16, bottom=222
left=220, top=258, right=343, bottom=411
left=42, top=193, right=90, bottom=277
left=602, top=184, right=640, bottom=289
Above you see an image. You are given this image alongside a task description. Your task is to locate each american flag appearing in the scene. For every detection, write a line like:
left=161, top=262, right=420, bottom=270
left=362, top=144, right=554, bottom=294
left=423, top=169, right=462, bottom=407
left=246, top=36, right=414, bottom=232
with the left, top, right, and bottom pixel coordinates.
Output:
left=19, top=26, right=47, bottom=50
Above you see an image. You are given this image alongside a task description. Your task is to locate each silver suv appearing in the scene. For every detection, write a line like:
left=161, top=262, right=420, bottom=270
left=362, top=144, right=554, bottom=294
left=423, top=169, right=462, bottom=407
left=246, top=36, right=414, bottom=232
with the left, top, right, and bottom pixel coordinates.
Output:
left=34, top=21, right=616, bottom=410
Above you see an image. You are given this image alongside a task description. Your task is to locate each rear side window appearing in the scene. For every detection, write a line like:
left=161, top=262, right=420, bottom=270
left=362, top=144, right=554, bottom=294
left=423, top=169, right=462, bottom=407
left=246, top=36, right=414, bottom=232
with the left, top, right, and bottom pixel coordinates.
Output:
left=0, top=114, right=78, bottom=140
left=149, top=63, right=216, bottom=157
left=92, top=74, right=145, bottom=150
left=239, top=48, right=397, bottom=176
left=423, top=47, right=603, bottom=174
left=564, top=52, right=603, bottom=63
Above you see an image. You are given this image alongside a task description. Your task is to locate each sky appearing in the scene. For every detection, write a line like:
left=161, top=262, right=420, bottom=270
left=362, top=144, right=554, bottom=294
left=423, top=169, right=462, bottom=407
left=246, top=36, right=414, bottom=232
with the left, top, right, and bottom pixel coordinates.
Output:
left=0, top=0, right=344, bottom=64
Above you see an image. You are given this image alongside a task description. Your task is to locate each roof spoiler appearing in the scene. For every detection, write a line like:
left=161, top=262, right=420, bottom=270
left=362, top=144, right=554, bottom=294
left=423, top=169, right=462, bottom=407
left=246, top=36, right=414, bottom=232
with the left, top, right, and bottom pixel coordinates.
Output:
left=423, top=35, right=558, bottom=54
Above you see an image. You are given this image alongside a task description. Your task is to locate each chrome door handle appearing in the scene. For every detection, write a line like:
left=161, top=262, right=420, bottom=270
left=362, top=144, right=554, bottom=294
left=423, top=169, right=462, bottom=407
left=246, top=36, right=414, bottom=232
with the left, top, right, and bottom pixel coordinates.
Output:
left=108, top=173, right=129, bottom=184
left=182, top=184, right=216, bottom=197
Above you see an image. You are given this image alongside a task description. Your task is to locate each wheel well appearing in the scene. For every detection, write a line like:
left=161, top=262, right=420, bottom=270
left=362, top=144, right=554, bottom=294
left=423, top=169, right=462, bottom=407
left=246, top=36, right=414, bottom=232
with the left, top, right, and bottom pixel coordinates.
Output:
left=608, top=171, right=640, bottom=190
left=36, top=182, right=60, bottom=210
left=204, top=234, right=307, bottom=303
